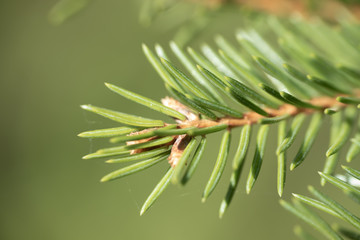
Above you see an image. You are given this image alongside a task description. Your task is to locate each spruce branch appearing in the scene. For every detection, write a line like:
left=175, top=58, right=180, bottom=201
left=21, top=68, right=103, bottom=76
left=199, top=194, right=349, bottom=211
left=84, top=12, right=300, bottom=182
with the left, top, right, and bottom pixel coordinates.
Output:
left=80, top=15, right=360, bottom=217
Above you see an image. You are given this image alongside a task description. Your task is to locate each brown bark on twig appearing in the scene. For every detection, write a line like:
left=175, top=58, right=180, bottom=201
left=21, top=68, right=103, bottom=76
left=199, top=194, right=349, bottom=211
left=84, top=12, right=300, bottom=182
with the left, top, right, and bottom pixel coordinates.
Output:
left=128, top=95, right=347, bottom=167
left=177, top=96, right=345, bottom=129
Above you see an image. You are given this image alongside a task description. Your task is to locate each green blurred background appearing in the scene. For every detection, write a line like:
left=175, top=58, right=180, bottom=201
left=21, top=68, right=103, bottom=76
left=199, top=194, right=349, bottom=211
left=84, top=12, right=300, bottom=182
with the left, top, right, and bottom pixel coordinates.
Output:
left=1, top=1, right=358, bottom=239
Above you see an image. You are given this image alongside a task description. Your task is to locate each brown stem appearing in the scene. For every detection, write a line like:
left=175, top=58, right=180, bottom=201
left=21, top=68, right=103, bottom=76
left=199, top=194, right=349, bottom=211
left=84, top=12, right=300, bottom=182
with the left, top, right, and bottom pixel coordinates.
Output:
left=178, top=96, right=346, bottom=129
left=190, top=0, right=360, bottom=20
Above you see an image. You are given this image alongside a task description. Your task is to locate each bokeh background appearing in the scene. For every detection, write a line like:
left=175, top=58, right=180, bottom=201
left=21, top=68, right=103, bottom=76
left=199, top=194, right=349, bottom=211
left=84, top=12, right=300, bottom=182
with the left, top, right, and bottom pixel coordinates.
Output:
left=1, top=1, right=359, bottom=239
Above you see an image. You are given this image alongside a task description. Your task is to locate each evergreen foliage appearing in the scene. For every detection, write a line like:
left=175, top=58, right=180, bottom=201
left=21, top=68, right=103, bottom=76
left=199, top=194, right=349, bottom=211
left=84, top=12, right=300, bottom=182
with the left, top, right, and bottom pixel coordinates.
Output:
left=76, top=0, right=360, bottom=238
